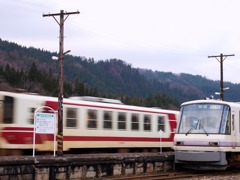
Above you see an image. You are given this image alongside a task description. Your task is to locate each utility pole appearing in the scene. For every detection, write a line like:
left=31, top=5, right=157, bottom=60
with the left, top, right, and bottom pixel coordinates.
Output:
left=208, top=53, right=234, bottom=101
left=43, top=10, right=80, bottom=156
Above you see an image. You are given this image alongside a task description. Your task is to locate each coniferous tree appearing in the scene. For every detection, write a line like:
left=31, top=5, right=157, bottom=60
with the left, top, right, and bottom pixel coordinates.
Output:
left=28, top=63, right=41, bottom=82
left=73, top=79, right=85, bottom=96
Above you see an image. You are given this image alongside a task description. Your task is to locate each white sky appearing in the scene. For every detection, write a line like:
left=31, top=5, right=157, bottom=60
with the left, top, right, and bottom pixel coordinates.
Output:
left=1, top=0, right=240, bottom=83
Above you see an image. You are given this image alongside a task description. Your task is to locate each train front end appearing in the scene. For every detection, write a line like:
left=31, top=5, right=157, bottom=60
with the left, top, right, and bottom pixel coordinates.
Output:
left=174, top=99, right=237, bottom=170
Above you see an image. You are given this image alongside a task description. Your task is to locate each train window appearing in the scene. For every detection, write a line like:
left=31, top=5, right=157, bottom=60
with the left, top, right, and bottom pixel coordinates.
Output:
left=131, top=114, right=139, bottom=130
left=66, top=108, right=77, bottom=128
left=157, top=116, right=165, bottom=132
left=3, top=96, right=14, bottom=124
left=103, top=111, right=112, bottom=129
left=220, top=106, right=231, bottom=134
left=179, top=103, right=230, bottom=134
left=226, top=114, right=231, bottom=134
left=29, top=108, right=35, bottom=124
left=144, top=115, right=151, bottom=131
left=87, top=109, right=97, bottom=129
left=118, top=112, right=126, bottom=130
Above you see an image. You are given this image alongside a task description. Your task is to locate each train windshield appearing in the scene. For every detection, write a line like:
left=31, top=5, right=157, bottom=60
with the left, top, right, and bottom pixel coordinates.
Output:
left=177, top=103, right=230, bottom=135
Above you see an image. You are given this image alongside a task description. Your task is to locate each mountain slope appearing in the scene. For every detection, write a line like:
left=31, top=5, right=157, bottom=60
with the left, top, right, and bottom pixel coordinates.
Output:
left=0, top=38, right=240, bottom=103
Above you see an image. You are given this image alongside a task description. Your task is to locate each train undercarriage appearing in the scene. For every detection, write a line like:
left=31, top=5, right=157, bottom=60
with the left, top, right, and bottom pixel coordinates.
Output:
left=175, top=151, right=240, bottom=170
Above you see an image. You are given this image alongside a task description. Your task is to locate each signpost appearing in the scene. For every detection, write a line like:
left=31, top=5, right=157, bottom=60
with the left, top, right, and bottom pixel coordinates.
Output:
left=158, top=130, right=163, bottom=154
left=33, top=106, right=56, bottom=157
left=35, top=113, right=55, bottom=134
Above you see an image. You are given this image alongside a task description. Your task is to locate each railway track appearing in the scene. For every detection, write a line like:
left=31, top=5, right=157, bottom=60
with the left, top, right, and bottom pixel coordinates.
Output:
left=105, top=171, right=216, bottom=180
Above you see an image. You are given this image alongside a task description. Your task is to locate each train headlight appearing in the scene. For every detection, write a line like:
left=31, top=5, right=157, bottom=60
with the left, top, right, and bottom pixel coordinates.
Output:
left=209, top=142, right=219, bottom=146
left=176, top=141, right=184, bottom=146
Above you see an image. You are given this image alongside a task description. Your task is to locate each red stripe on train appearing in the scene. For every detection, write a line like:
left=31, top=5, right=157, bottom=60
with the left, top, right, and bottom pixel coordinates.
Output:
left=64, top=135, right=174, bottom=142
left=1, top=127, right=174, bottom=144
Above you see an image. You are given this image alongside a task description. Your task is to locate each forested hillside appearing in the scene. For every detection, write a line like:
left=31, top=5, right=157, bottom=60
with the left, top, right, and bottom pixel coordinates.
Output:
left=0, top=38, right=240, bottom=110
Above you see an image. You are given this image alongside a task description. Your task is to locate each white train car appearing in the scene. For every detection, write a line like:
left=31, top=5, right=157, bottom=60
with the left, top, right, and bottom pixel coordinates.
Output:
left=0, top=91, right=179, bottom=155
left=174, top=99, right=240, bottom=170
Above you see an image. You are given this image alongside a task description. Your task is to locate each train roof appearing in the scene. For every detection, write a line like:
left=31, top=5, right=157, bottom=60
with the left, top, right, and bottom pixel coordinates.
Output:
left=0, top=91, right=179, bottom=115
left=181, top=99, right=240, bottom=107
left=0, top=91, right=56, bottom=101
left=68, top=96, right=123, bottom=104
left=65, top=95, right=179, bottom=114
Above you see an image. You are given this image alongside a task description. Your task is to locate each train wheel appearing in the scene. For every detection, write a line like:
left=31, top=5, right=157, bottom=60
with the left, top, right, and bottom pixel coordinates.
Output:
left=151, top=148, right=159, bottom=153
left=118, top=148, right=129, bottom=153
left=0, top=149, right=23, bottom=156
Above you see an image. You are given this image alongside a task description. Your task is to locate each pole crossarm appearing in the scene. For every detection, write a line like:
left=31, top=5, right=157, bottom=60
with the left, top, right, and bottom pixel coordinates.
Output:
left=43, top=10, right=79, bottom=156
left=43, top=11, right=80, bottom=24
left=208, top=54, right=235, bottom=62
left=43, top=10, right=80, bottom=17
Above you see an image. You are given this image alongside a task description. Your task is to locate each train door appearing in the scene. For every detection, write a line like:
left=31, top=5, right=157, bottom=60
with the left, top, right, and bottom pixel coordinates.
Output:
left=231, top=111, right=237, bottom=148
left=0, top=95, right=3, bottom=130
left=2, top=96, right=14, bottom=125
left=0, top=95, right=15, bottom=150
left=0, top=95, right=3, bottom=150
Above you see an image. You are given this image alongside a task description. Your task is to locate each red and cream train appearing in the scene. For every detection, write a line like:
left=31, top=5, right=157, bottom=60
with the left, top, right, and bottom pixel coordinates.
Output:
left=0, top=91, right=179, bottom=155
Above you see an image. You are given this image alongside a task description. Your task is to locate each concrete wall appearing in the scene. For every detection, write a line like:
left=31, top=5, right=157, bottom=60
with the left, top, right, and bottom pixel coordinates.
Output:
left=0, top=153, right=174, bottom=179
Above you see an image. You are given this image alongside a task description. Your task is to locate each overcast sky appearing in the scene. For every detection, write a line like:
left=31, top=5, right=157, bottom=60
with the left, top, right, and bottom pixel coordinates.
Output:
left=1, top=0, right=240, bottom=83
